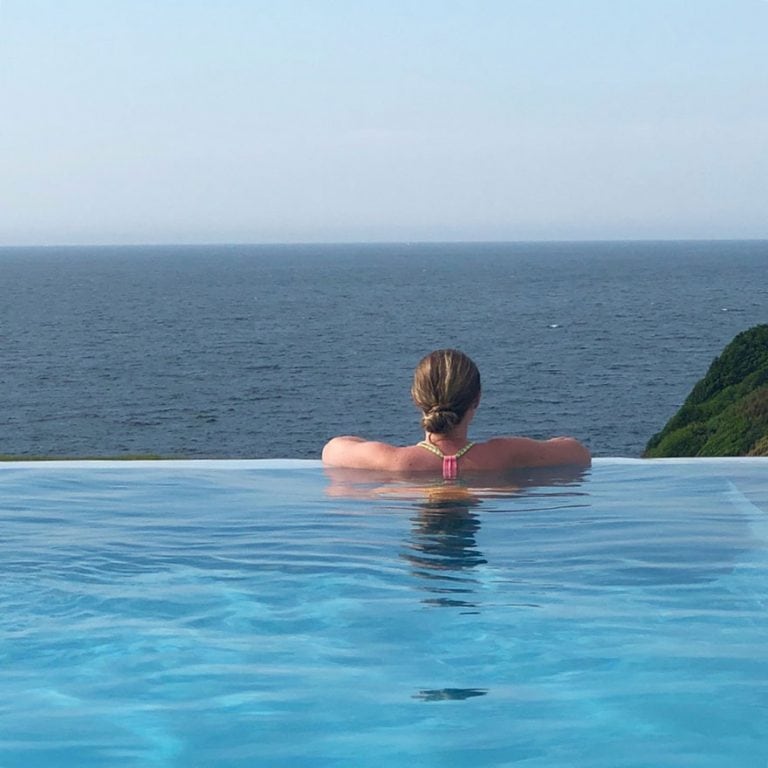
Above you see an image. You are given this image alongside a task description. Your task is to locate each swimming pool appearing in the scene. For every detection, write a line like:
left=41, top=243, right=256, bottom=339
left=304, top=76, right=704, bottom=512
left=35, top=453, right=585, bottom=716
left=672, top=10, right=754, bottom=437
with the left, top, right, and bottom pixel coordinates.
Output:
left=1, top=458, right=766, bottom=767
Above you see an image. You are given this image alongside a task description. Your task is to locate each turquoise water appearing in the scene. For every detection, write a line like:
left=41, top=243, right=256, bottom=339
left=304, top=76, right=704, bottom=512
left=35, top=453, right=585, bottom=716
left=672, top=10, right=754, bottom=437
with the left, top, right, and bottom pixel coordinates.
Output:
left=1, top=459, right=767, bottom=767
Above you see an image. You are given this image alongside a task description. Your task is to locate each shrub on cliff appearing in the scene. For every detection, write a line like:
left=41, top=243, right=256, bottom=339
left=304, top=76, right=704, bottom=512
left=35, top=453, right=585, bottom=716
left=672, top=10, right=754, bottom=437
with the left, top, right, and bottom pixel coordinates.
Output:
left=644, top=324, right=768, bottom=457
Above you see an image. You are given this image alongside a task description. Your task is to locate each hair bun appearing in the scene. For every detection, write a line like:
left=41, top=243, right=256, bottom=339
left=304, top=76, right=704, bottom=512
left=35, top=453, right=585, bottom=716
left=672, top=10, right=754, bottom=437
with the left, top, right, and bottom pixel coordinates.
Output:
left=422, top=407, right=460, bottom=434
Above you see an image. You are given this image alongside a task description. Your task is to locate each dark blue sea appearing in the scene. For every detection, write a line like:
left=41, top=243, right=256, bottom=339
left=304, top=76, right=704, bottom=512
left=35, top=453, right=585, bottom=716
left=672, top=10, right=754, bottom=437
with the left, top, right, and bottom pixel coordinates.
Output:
left=1, top=241, right=766, bottom=459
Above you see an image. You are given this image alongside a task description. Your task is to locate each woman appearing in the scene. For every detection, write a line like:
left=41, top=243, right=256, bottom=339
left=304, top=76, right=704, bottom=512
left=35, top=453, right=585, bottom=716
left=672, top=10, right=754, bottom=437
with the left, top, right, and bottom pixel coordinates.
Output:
left=322, top=349, right=590, bottom=475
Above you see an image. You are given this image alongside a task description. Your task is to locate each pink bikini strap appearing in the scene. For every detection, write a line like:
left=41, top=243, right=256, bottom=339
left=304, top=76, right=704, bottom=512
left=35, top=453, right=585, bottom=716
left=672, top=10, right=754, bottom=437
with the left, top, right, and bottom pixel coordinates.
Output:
left=417, top=441, right=475, bottom=480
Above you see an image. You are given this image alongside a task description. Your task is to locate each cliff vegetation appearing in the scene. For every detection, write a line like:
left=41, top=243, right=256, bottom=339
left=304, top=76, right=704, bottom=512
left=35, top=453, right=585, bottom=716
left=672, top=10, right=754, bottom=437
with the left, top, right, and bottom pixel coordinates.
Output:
left=644, top=324, right=768, bottom=457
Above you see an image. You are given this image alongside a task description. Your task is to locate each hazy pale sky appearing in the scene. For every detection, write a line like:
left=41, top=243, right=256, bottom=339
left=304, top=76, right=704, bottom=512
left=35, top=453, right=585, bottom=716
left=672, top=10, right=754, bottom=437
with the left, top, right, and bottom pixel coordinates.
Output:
left=1, top=0, right=766, bottom=245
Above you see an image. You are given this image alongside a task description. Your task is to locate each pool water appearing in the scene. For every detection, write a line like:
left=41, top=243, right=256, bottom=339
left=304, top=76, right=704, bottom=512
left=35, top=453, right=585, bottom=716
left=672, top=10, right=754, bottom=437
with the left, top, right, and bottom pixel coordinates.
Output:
left=1, top=459, right=767, bottom=767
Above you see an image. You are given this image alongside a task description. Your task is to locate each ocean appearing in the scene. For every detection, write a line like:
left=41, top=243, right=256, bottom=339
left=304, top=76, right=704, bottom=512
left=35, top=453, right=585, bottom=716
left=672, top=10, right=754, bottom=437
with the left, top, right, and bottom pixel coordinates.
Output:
left=1, top=240, right=766, bottom=459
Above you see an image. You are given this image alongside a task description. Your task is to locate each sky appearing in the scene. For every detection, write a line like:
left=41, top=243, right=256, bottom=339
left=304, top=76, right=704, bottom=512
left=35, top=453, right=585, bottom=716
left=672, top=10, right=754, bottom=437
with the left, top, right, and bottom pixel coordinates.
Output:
left=0, top=0, right=766, bottom=245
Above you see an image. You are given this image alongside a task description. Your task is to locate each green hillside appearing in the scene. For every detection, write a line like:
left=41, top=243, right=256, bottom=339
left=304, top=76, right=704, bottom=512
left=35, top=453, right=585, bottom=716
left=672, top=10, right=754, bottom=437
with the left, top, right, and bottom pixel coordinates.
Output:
left=644, top=324, right=768, bottom=458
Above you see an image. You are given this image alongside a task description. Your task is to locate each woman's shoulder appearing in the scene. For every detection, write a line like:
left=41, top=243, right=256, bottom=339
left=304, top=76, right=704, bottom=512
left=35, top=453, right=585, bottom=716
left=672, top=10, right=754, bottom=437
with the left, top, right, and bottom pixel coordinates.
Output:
left=322, top=436, right=429, bottom=471
left=470, top=436, right=591, bottom=468
left=322, top=434, right=590, bottom=471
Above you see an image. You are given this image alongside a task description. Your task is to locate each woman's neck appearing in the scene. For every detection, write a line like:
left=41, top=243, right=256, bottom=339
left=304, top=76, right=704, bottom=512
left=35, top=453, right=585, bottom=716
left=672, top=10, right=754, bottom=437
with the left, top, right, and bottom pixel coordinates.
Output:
left=424, top=426, right=471, bottom=446
left=423, top=407, right=475, bottom=446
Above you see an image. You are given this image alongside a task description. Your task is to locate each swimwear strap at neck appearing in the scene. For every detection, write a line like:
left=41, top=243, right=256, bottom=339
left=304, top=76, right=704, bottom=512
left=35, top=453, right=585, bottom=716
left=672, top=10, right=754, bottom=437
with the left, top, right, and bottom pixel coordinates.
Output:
left=417, top=440, right=475, bottom=480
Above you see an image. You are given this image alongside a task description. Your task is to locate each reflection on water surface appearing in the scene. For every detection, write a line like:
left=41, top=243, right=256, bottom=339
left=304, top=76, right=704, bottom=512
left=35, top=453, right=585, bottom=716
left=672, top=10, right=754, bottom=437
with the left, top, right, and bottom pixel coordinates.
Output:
left=324, top=465, right=591, bottom=610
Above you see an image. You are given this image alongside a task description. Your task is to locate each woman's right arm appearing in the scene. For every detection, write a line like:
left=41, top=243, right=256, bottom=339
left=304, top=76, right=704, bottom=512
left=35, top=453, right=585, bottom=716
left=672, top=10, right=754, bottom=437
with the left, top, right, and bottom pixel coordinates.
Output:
left=321, top=436, right=398, bottom=469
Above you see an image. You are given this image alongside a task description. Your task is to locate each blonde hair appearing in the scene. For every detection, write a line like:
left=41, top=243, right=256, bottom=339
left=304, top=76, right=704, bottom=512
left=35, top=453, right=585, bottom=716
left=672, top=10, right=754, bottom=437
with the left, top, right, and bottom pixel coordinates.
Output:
left=411, top=349, right=481, bottom=434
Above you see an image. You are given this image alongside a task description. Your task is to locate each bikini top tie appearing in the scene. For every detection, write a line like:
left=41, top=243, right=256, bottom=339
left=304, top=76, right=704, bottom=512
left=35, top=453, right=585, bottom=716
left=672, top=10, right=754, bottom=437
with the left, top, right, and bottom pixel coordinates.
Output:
left=417, top=440, right=475, bottom=480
